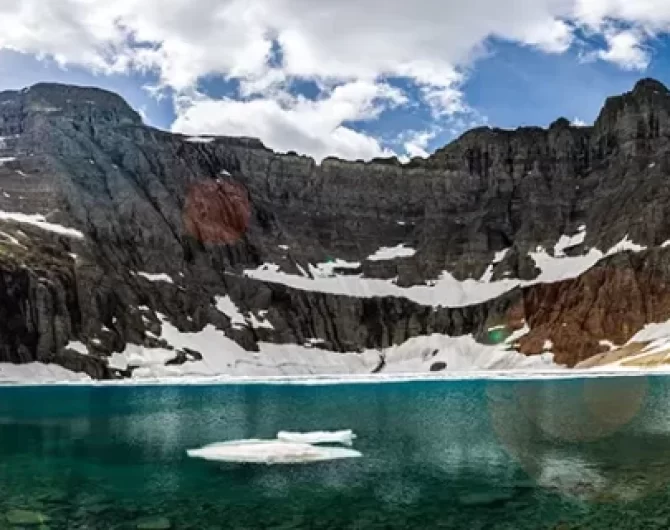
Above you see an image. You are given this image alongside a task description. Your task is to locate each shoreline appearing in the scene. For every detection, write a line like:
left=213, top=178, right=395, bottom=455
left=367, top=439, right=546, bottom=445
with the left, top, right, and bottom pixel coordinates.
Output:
left=1, top=368, right=670, bottom=387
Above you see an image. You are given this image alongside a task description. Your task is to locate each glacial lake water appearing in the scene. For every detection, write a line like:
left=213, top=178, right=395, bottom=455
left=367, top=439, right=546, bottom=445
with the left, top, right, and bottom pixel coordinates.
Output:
left=2, top=376, right=670, bottom=529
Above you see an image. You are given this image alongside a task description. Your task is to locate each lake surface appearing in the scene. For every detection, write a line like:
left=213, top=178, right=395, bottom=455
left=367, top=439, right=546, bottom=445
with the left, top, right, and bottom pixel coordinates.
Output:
left=2, top=376, right=670, bottom=529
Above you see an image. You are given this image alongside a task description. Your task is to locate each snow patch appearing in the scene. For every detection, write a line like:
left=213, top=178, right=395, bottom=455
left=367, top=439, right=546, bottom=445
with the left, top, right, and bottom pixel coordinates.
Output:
left=186, top=136, right=214, bottom=144
left=554, top=230, right=586, bottom=257
left=493, top=248, right=510, bottom=264
left=599, top=340, right=617, bottom=351
left=67, top=341, right=89, bottom=355
left=135, top=272, right=174, bottom=284
left=215, top=295, right=247, bottom=330
left=310, top=259, right=361, bottom=277
left=606, top=235, right=647, bottom=255
left=245, top=234, right=649, bottom=308
left=278, top=245, right=289, bottom=251
left=381, top=330, right=555, bottom=373
left=367, top=244, right=416, bottom=261
left=0, top=211, right=84, bottom=238
left=248, top=312, right=274, bottom=330
left=108, top=343, right=177, bottom=371
left=0, top=157, right=16, bottom=165
left=245, top=263, right=518, bottom=308
left=0, top=363, right=91, bottom=382
left=186, top=440, right=362, bottom=464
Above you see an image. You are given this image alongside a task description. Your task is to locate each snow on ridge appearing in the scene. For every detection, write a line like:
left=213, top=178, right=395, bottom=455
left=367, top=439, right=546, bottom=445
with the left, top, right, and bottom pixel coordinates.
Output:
left=367, top=244, right=417, bottom=261
left=185, top=136, right=214, bottom=144
left=0, top=211, right=84, bottom=238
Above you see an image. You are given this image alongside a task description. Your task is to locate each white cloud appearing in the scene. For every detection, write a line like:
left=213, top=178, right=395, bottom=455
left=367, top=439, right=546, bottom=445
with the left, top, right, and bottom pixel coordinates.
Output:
left=0, top=0, right=669, bottom=160
left=595, top=28, right=650, bottom=70
left=402, top=130, right=437, bottom=159
left=173, top=81, right=404, bottom=161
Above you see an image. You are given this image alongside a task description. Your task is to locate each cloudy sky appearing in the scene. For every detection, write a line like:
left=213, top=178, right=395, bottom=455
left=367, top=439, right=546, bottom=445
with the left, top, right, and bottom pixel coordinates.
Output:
left=2, top=0, right=670, bottom=161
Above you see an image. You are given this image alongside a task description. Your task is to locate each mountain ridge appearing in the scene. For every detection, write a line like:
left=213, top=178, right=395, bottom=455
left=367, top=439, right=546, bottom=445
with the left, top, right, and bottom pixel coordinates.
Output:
left=1, top=78, right=670, bottom=380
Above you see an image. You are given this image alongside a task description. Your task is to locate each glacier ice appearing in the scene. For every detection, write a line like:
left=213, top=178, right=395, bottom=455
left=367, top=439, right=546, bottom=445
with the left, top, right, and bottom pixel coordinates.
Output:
left=276, top=429, right=356, bottom=446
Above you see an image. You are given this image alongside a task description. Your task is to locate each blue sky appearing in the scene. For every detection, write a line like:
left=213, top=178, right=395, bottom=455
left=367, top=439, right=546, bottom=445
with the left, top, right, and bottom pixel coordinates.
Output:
left=1, top=1, right=670, bottom=161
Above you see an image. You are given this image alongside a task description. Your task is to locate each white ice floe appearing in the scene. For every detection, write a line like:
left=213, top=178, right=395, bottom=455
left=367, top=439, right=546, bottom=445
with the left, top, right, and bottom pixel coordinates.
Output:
left=277, top=429, right=357, bottom=446
left=0, top=211, right=84, bottom=238
left=186, top=440, right=362, bottom=464
left=186, top=136, right=214, bottom=144
left=135, top=272, right=174, bottom=284
left=215, top=295, right=247, bottom=330
left=367, top=244, right=416, bottom=261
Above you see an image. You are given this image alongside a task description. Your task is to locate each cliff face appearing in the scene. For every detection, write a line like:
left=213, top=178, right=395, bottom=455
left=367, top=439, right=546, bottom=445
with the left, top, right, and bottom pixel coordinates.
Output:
left=1, top=79, right=670, bottom=379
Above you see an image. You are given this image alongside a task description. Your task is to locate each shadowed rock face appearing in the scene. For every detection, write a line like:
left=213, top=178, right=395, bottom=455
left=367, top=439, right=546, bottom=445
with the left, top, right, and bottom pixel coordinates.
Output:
left=1, top=79, right=670, bottom=378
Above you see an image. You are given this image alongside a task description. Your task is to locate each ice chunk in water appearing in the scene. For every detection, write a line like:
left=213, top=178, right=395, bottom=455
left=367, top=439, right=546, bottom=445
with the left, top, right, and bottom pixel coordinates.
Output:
left=276, top=429, right=357, bottom=446
left=186, top=439, right=362, bottom=464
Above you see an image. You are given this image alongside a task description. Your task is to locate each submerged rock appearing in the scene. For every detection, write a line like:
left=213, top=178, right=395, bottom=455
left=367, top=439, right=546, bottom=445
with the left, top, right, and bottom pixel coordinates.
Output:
left=136, top=516, right=172, bottom=529
left=5, top=508, right=51, bottom=525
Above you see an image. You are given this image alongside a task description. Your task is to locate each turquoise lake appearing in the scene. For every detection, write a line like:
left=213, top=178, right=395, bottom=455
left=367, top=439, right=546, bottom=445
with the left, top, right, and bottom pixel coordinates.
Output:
left=2, top=376, right=670, bottom=529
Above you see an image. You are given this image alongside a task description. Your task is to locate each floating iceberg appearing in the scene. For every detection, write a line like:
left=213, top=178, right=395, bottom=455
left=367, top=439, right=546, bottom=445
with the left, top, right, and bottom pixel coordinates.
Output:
left=186, top=439, right=362, bottom=464
left=276, top=429, right=357, bottom=446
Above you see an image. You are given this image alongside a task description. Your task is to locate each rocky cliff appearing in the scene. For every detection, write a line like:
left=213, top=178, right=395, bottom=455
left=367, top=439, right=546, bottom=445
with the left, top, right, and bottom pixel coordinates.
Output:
left=1, top=79, right=670, bottom=380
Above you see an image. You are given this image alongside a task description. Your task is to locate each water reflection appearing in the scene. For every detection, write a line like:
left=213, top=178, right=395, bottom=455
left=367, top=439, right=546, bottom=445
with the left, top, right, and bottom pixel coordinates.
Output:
left=0, top=378, right=669, bottom=528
